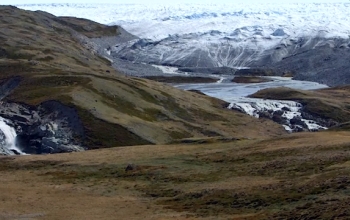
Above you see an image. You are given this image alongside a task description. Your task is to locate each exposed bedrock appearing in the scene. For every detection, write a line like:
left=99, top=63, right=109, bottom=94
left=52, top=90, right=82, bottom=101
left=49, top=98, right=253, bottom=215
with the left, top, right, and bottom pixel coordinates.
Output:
left=0, top=77, right=85, bottom=155
left=0, top=101, right=85, bottom=154
left=267, top=42, right=350, bottom=86
left=228, top=99, right=329, bottom=133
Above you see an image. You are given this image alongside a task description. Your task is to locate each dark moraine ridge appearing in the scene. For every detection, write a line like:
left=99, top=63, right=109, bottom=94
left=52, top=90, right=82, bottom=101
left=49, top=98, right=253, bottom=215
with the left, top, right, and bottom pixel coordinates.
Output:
left=143, top=76, right=218, bottom=83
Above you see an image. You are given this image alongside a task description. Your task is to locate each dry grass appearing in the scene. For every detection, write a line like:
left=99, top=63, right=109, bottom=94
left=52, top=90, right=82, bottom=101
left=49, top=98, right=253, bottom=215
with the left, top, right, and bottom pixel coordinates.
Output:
left=2, top=6, right=350, bottom=219
left=56, top=16, right=120, bottom=38
left=1, top=131, right=350, bottom=219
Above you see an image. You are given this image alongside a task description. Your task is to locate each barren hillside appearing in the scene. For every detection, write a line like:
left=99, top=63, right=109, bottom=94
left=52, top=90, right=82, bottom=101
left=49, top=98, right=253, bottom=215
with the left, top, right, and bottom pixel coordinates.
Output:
left=0, top=6, right=283, bottom=152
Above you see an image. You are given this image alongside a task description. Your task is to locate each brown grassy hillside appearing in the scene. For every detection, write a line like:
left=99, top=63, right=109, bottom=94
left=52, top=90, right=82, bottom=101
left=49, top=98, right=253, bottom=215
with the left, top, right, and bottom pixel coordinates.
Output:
left=2, top=5, right=350, bottom=220
left=2, top=130, right=350, bottom=219
left=0, top=6, right=284, bottom=149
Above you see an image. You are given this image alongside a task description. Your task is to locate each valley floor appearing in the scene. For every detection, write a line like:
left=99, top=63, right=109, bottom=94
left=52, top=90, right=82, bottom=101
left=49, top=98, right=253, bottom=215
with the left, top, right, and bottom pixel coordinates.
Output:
left=2, top=131, right=350, bottom=219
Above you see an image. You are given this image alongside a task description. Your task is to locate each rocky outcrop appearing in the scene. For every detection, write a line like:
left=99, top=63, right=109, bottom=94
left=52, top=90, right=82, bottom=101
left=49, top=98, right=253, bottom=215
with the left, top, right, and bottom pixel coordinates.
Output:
left=229, top=98, right=328, bottom=132
left=0, top=101, right=85, bottom=154
left=267, top=40, right=350, bottom=86
left=0, top=76, right=84, bottom=155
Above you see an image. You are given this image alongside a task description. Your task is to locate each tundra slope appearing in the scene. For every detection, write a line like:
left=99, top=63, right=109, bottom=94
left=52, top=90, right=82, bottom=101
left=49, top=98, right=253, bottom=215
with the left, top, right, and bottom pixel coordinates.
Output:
left=2, top=6, right=350, bottom=220
left=0, top=6, right=284, bottom=154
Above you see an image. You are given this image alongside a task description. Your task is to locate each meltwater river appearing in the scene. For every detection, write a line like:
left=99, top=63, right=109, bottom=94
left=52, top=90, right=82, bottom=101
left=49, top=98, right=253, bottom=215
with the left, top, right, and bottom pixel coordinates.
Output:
left=175, top=76, right=329, bottom=132
left=0, top=117, right=25, bottom=155
left=175, top=76, right=327, bottom=102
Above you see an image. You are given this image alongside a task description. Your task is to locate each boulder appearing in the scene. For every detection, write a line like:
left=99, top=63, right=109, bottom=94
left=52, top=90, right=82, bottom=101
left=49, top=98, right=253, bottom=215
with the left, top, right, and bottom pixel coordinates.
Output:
left=272, top=114, right=286, bottom=124
left=125, top=163, right=139, bottom=172
left=290, top=116, right=308, bottom=129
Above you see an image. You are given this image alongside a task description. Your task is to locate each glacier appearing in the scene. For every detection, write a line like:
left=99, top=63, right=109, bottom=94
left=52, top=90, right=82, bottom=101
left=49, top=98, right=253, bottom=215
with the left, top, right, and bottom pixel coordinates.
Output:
left=17, top=3, right=350, bottom=72
left=16, top=3, right=350, bottom=40
left=17, top=3, right=350, bottom=67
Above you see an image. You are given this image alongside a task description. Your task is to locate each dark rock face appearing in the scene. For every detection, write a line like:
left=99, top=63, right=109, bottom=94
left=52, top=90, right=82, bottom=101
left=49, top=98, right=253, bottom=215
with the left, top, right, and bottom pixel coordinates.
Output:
left=90, top=26, right=138, bottom=57
left=300, top=110, right=338, bottom=128
left=0, top=101, right=85, bottom=154
left=266, top=38, right=350, bottom=86
left=272, top=111, right=287, bottom=125
left=0, top=48, right=8, bottom=58
left=251, top=106, right=330, bottom=132
left=290, top=116, right=308, bottom=128
left=258, top=109, right=306, bottom=132
left=235, top=68, right=277, bottom=76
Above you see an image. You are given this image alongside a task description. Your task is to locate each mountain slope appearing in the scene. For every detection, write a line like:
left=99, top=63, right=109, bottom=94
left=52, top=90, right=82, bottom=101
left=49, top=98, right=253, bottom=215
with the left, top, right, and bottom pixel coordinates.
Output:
left=2, top=6, right=350, bottom=219
left=0, top=6, right=284, bottom=153
left=110, top=34, right=350, bottom=71
left=16, top=3, right=350, bottom=86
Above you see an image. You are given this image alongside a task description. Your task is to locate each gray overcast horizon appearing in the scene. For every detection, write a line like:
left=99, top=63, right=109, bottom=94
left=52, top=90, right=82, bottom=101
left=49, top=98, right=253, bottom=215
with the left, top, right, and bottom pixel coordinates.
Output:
left=1, top=0, right=349, bottom=4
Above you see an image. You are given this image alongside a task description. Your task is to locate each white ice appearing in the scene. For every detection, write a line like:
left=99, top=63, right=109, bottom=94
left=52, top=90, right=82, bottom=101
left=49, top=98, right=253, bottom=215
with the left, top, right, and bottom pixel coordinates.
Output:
left=17, top=3, right=350, bottom=68
left=17, top=3, right=350, bottom=42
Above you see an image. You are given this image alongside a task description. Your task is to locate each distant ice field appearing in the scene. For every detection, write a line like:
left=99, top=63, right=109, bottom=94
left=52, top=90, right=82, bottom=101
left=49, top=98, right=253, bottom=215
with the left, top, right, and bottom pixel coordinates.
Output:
left=17, top=3, right=350, bottom=40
